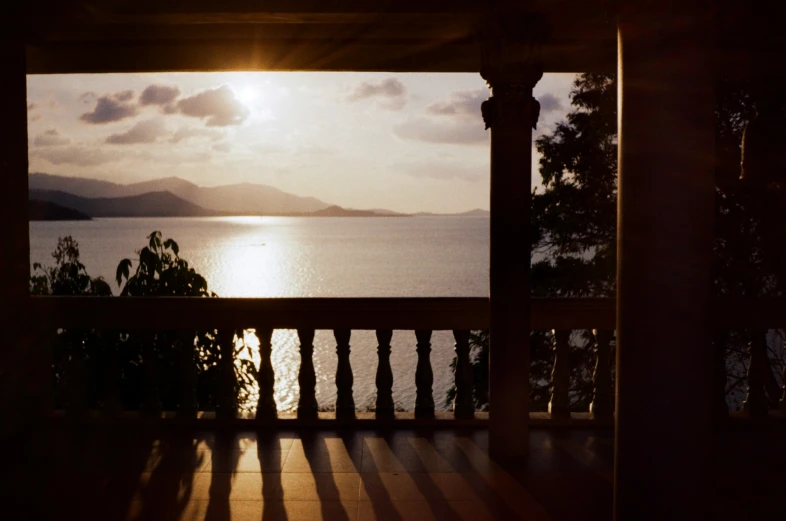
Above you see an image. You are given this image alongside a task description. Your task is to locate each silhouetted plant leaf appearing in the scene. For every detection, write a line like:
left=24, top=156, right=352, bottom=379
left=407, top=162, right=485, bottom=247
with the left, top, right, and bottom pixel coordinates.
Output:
left=116, top=258, right=132, bottom=287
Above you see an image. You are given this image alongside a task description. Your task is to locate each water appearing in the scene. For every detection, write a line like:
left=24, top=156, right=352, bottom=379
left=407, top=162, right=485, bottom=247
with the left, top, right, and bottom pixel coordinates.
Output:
left=30, top=216, right=489, bottom=412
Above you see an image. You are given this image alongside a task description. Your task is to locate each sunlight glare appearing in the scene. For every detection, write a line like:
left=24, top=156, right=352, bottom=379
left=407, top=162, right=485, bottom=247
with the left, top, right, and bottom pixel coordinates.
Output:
left=235, top=84, right=260, bottom=107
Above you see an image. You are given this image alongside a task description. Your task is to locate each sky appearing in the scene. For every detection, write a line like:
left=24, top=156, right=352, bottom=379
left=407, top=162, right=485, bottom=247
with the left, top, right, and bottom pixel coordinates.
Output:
left=26, top=72, right=576, bottom=214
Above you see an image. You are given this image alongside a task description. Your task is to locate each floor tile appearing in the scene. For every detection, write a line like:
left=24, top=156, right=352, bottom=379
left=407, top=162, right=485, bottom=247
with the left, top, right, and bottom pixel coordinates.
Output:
left=279, top=472, right=361, bottom=501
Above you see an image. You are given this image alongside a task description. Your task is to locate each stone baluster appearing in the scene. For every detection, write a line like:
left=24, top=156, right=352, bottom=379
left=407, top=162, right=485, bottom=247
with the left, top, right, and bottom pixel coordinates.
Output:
left=549, top=329, right=571, bottom=420
left=375, top=330, right=395, bottom=418
left=779, top=365, right=786, bottom=412
left=141, top=334, right=162, bottom=416
left=255, top=328, right=277, bottom=420
left=334, top=329, right=355, bottom=419
left=713, top=330, right=730, bottom=422
left=453, top=330, right=475, bottom=419
left=101, top=335, right=123, bottom=417
left=414, top=330, right=435, bottom=418
left=742, top=330, right=769, bottom=418
left=297, top=329, right=318, bottom=419
left=177, top=333, right=199, bottom=417
left=589, top=329, right=614, bottom=420
left=65, top=334, right=89, bottom=418
left=216, top=329, right=238, bottom=418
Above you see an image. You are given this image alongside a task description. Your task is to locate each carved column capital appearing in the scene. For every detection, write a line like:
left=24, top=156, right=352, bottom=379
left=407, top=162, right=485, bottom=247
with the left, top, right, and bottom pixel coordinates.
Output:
left=477, top=12, right=547, bottom=91
left=476, top=12, right=546, bottom=131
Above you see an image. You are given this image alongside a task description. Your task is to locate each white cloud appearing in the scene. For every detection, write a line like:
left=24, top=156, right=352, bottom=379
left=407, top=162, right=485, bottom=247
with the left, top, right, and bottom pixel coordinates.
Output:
left=170, top=126, right=223, bottom=143
left=106, top=119, right=169, bottom=145
left=80, top=90, right=139, bottom=124
left=176, top=85, right=249, bottom=126
left=393, top=118, right=487, bottom=145
left=395, top=161, right=488, bottom=182
left=212, top=142, right=231, bottom=153
left=140, top=84, right=181, bottom=106
left=35, top=145, right=121, bottom=166
left=347, top=78, right=407, bottom=110
left=33, top=129, right=71, bottom=147
left=393, top=88, right=489, bottom=145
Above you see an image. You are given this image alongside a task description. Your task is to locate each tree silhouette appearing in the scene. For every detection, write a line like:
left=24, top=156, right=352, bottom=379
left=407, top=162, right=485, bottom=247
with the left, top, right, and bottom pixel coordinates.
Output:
left=457, top=72, right=785, bottom=411
left=32, top=232, right=257, bottom=412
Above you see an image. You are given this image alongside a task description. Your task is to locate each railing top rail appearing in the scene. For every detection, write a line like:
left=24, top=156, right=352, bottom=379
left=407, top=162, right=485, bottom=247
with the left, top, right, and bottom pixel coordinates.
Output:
left=26, top=295, right=786, bottom=331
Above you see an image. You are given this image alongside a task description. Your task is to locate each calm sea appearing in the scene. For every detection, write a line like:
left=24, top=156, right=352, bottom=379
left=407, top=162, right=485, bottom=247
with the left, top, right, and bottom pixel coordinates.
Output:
left=29, top=216, right=489, bottom=412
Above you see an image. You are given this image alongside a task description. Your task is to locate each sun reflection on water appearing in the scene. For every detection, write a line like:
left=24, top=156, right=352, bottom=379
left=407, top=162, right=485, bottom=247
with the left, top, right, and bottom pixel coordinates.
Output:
left=235, top=328, right=302, bottom=413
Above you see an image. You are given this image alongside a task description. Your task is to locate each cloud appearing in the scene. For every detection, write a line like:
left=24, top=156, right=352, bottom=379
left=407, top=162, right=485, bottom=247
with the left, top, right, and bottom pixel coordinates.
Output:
left=426, top=89, right=487, bottom=118
left=35, top=146, right=121, bottom=167
left=396, top=161, right=488, bottom=182
left=176, top=85, right=249, bottom=126
left=347, top=78, right=407, bottom=110
left=212, top=142, right=232, bottom=153
left=393, top=118, right=487, bottom=145
left=106, top=119, right=169, bottom=145
left=80, top=91, right=139, bottom=124
left=33, top=129, right=71, bottom=147
left=27, top=102, right=37, bottom=111
left=393, top=88, right=490, bottom=146
left=140, top=84, right=181, bottom=106
left=169, top=126, right=223, bottom=143
left=538, top=93, right=562, bottom=113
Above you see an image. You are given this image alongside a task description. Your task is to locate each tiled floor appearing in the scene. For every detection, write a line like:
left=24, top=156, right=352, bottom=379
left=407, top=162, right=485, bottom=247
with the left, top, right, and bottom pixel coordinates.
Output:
left=2, top=426, right=784, bottom=520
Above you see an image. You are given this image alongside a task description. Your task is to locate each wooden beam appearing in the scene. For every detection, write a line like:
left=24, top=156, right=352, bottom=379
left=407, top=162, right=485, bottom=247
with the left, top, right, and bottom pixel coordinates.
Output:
left=26, top=39, right=616, bottom=73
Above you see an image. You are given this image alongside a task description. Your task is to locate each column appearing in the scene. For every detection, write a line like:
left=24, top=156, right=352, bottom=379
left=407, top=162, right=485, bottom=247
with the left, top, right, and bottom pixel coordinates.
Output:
left=479, top=13, right=545, bottom=459
left=615, top=4, right=715, bottom=520
left=0, top=39, right=35, bottom=437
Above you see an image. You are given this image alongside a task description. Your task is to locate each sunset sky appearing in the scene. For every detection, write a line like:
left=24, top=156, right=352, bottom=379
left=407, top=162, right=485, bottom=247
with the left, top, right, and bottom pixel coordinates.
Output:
left=27, top=72, right=575, bottom=214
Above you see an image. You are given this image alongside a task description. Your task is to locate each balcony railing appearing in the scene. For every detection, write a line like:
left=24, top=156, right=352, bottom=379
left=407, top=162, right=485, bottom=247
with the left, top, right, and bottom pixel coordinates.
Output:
left=24, top=296, right=786, bottom=424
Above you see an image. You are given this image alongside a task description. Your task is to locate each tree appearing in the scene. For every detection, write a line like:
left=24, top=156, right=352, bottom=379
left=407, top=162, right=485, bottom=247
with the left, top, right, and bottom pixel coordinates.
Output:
left=456, top=72, right=786, bottom=412
left=31, top=232, right=257, bottom=412
left=31, top=236, right=111, bottom=296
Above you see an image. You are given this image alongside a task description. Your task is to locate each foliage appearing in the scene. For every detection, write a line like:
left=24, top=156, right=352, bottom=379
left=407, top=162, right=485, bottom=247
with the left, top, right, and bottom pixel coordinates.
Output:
left=31, top=231, right=257, bottom=412
left=453, top=72, right=785, bottom=412
left=31, top=236, right=111, bottom=296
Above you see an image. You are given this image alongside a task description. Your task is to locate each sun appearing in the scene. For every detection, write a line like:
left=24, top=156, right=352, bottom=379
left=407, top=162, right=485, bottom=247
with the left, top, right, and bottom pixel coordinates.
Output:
left=235, top=84, right=260, bottom=106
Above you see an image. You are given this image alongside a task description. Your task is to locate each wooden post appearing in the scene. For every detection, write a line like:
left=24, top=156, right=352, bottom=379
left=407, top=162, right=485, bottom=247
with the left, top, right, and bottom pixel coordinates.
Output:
left=548, top=329, right=571, bottom=420
left=141, top=338, right=162, bottom=415
left=478, top=13, right=545, bottom=459
left=216, top=329, right=238, bottom=418
left=590, top=329, right=614, bottom=420
left=334, top=329, right=355, bottom=419
left=414, top=330, right=435, bottom=418
left=615, top=4, right=715, bottom=519
left=177, top=333, right=199, bottom=417
left=255, top=328, right=277, bottom=419
left=0, top=39, right=35, bottom=437
left=453, top=330, right=475, bottom=419
left=296, top=329, right=318, bottom=419
left=375, top=329, right=395, bottom=418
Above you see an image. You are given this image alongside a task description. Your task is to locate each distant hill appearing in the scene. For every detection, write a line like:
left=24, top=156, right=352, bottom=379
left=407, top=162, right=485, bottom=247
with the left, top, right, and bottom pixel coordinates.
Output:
left=307, top=205, right=405, bottom=217
left=29, top=200, right=91, bottom=221
left=413, top=208, right=490, bottom=217
left=29, top=173, right=331, bottom=215
left=29, top=189, right=219, bottom=218
left=28, top=173, right=484, bottom=217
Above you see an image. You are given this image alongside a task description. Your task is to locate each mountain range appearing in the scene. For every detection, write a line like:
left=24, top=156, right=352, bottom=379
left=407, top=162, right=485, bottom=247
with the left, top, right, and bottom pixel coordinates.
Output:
left=28, top=173, right=490, bottom=219
left=29, top=173, right=329, bottom=215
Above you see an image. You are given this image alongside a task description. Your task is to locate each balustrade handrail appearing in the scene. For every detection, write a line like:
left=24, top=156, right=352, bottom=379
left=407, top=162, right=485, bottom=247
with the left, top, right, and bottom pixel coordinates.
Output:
left=27, top=296, right=620, bottom=330
left=27, top=295, right=786, bottom=331
left=28, top=294, right=786, bottom=422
